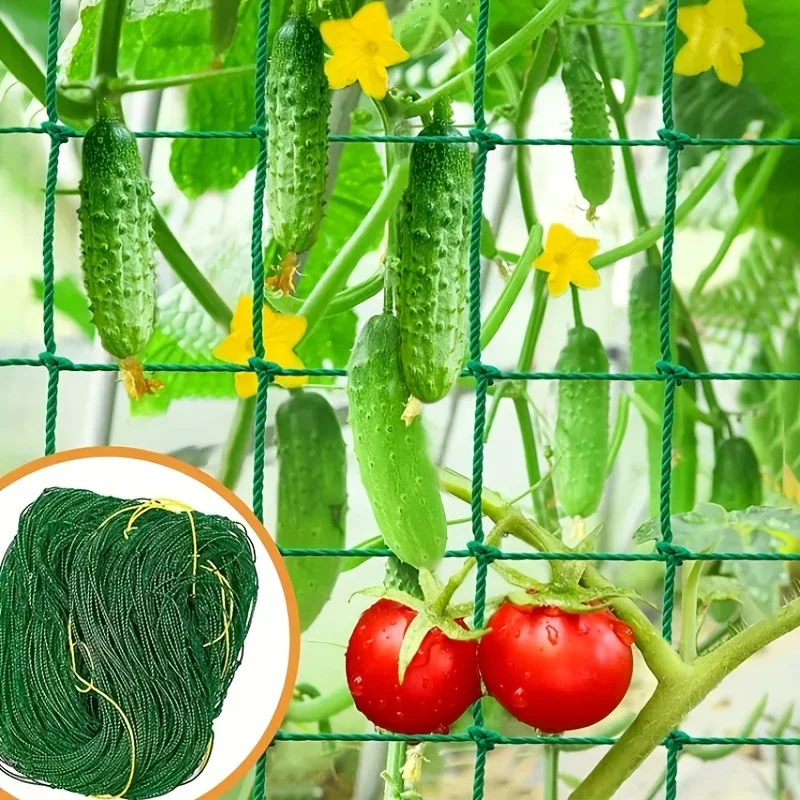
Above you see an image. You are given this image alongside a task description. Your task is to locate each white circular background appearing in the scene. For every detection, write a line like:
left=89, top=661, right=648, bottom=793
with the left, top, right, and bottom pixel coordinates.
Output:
left=0, top=454, right=293, bottom=800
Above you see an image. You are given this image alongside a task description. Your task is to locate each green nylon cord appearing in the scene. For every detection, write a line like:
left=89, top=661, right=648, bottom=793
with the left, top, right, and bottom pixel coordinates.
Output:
left=11, top=0, right=800, bottom=798
left=0, top=488, right=258, bottom=799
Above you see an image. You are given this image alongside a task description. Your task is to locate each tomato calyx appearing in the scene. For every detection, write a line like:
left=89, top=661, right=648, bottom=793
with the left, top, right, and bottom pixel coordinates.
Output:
left=354, top=567, right=488, bottom=684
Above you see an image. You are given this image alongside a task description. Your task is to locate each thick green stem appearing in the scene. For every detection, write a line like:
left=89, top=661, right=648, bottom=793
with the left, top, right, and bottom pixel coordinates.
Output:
left=93, top=0, right=127, bottom=82
left=480, top=224, right=543, bottom=350
left=299, top=160, right=409, bottom=333
left=513, top=396, right=554, bottom=528
left=680, top=561, right=703, bottom=663
left=383, top=742, right=407, bottom=800
left=689, top=121, right=791, bottom=303
left=152, top=211, right=233, bottom=329
left=518, top=271, right=549, bottom=370
left=0, top=17, right=93, bottom=122
left=284, top=685, right=354, bottom=723
left=267, top=267, right=384, bottom=317
left=403, top=0, right=572, bottom=118
left=605, top=393, right=631, bottom=477
left=544, top=745, right=560, bottom=800
left=218, top=397, right=256, bottom=489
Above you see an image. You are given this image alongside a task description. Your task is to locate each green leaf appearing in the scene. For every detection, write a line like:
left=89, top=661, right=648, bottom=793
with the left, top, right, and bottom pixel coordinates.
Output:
left=633, top=503, right=734, bottom=549
left=397, top=612, right=433, bottom=684
left=30, top=275, right=94, bottom=340
left=734, top=144, right=800, bottom=247
left=674, top=72, right=778, bottom=169
left=296, top=310, right=356, bottom=373
left=0, top=0, right=50, bottom=60
left=731, top=529, right=784, bottom=617
left=169, top=0, right=259, bottom=197
left=60, top=0, right=218, bottom=83
left=696, top=575, right=748, bottom=610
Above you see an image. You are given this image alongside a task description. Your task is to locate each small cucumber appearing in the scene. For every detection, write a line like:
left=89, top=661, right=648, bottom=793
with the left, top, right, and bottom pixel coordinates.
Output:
left=78, top=105, right=158, bottom=397
left=561, top=57, right=614, bottom=220
left=392, top=99, right=472, bottom=403
left=347, top=314, right=447, bottom=569
left=553, top=325, right=610, bottom=518
left=710, top=437, right=763, bottom=511
left=267, top=15, right=330, bottom=255
left=276, top=390, right=347, bottom=631
left=392, top=0, right=472, bottom=57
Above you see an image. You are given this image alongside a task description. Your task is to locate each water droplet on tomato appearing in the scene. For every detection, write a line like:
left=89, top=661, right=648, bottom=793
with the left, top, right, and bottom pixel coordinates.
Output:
left=350, top=676, right=365, bottom=697
left=611, top=619, right=635, bottom=647
left=510, top=687, right=528, bottom=708
left=545, top=624, right=559, bottom=646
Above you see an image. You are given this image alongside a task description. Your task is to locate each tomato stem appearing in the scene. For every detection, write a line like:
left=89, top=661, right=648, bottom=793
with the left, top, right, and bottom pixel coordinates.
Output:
left=382, top=742, right=407, bottom=800
left=543, top=744, right=560, bottom=800
left=679, top=561, right=703, bottom=664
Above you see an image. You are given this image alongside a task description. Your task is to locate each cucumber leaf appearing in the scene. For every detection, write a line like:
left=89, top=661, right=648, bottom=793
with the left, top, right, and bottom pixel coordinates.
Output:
left=169, top=0, right=259, bottom=197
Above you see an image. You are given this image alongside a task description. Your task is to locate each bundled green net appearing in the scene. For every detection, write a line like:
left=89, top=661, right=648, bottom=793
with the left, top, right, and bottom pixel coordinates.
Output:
left=0, top=487, right=258, bottom=799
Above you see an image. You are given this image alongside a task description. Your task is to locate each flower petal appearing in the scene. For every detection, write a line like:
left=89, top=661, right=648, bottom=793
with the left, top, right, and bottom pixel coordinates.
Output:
left=325, top=52, right=361, bottom=90
left=706, top=0, right=747, bottom=28
left=569, top=261, right=601, bottom=291
left=230, top=295, right=254, bottom=334
left=351, top=2, right=393, bottom=39
left=735, top=23, right=765, bottom=54
left=263, top=307, right=308, bottom=348
left=319, top=18, right=361, bottom=51
left=358, top=60, right=389, bottom=99
left=712, top=43, right=744, bottom=86
left=547, top=270, right=571, bottom=297
left=676, top=5, right=709, bottom=37
left=545, top=223, right=578, bottom=253
left=269, top=348, right=310, bottom=389
left=533, top=250, right=557, bottom=274
left=674, top=40, right=714, bottom=77
left=569, top=234, right=600, bottom=261
left=235, top=371, right=258, bottom=399
left=377, top=36, right=410, bottom=67
left=212, top=330, right=251, bottom=364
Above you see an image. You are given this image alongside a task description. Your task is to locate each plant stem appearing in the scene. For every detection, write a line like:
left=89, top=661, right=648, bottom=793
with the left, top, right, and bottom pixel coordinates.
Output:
left=152, top=210, right=233, bottom=329
left=382, top=742, right=407, bottom=800
left=605, top=393, right=631, bottom=477
left=680, top=561, right=703, bottom=664
left=218, top=397, right=256, bottom=489
left=689, top=121, right=791, bottom=303
left=267, top=267, right=384, bottom=317
left=513, top=397, right=554, bottom=527
left=481, top=224, right=543, bottom=350
left=341, top=534, right=385, bottom=571
left=284, top=684, right=354, bottom=723
left=565, top=17, right=665, bottom=27
left=109, top=65, right=256, bottom=94
left=592, top=148, right=728, bottom=270
left=610, top=0, right=639, bottom=114
left=518, top=271, right=549, bottom=370
left=544, top=745, right=560, bottom=800
left=0, top=17, right=93, bottom=122
left=93, top=0, right=127, bottom=83
left=299, top=160, right=409, bottom=333
left=570, top=285, right=583, bottom=327
left=403, top=0, right=572, bottom=118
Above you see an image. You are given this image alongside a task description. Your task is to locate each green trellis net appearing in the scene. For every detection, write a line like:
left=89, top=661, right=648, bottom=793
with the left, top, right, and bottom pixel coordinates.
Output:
left=4, top=0, right=800, bottom=798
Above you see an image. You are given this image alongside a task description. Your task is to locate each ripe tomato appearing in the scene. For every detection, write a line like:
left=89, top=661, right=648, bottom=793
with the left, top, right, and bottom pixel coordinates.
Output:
left=478, top=603, right=634, bottom=733
left=345, top=599, right=482, bottom=734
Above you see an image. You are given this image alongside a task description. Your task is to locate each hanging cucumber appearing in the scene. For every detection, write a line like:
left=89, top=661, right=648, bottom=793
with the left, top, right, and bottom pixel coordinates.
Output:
left=709, top=437, right=763, bottom=511
left=78, top=104, right=159, bottom=400
left=671, top=343, right=697, bottom=514
left=276, top=390, right=347, bottom=631
left=392, top=0, right=472, bottom=57
left=347, top=314, right=447, bottom=569
left=553, top=325, right=610, bottom=518
left=392, top=98, right=472, bottom=405
left=561, top=56, right=614, bottom=220
left=267, top=14, right=330, bottom=257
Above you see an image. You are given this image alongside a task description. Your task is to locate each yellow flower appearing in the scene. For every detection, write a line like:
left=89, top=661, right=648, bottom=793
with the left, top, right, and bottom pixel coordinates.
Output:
left=533, top=224, right=600, bottom=297
left=212, top=296, right=308, bottom=397
left=320, top=2, right=409, bottom=99
left=639, top=0, right=665, bottom=19
left=674, top=0, right=764, bottom=88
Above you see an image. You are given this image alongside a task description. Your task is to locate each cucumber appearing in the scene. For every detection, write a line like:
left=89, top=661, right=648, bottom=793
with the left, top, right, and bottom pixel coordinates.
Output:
left=78, top=105, right=157, bottom=397
left=553, top=325, right=610, bottom=518
left=561, top=57, right=614, bottom=220
left=710, top=437, right=763, bottom=511
left=393, top=99, right=472, bottom=403
left=384, top=555, right=423, bottom=600
left=266, top=15, right=330, bottom=255
left=671, top=343, right=697, bottom=514
left=392, top=0, right=472, bottom=57
left=276, top=390, right=347, bottom=631
left=347, top=314, right=447, bottom=569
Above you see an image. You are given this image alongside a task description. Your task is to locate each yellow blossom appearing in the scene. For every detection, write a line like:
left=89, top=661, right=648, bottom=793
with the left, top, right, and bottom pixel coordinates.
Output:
left=533, top=224, right=600, bottom=297
left=639, top=0, right=665, bottom=19
left=320, top=2, right=409, bottom=100
left=674, top=0, right=764, bottom=88
left=212, top=296, right=308, bottom=397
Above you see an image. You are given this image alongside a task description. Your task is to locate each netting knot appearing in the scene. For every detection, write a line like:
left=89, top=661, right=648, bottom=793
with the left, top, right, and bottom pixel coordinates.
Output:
left=666, top=730, right=689, bottom=751
left=39, top=121, right=70, bottom=143
left=247, top=356, right=278, bottom=383
left=467, top=540, right=501, bottom=561
left=38, top=351, right=72, bottom=371
left=655, top=360, right=692, bottom=385
left=657, top=129, right=693, bottom=150
left=249, top=124, right=267, bottom=139
left=656, top=541, right=691, bottom=565
left=466, top=360, right=502, bottom=385
left=467, top=726, right=502, bottom=751
left=469, top=128, right=502, bottom=150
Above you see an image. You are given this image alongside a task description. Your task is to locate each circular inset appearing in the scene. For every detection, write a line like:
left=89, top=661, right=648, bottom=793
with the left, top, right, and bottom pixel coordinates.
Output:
left=0, top=447, right=299, bottom=800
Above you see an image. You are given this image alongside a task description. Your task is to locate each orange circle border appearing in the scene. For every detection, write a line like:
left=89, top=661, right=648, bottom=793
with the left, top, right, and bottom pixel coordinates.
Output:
left=0, top=445, right=301, bottom=800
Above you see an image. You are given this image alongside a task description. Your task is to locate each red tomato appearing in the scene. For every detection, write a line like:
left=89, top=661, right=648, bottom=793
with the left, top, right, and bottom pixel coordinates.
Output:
left=478, top=603, right=634, bottom=733
left=345, top=599, right=482, bottom=734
